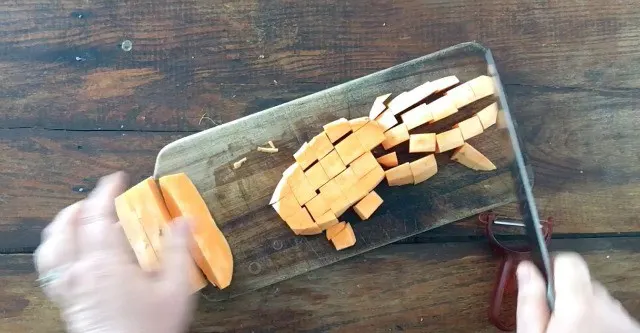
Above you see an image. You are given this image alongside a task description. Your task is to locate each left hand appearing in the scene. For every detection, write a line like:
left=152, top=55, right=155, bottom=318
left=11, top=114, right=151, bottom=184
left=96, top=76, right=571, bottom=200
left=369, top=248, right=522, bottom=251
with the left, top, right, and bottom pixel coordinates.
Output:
left=34, top=172, right=197, bottom=333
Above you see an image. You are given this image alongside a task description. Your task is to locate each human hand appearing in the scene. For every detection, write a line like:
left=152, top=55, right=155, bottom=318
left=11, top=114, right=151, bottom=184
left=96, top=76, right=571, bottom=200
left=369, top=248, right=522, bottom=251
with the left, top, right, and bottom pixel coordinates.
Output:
left=34, top=172, right=196, bottom=333
left=517, top=252, right=640, bottom=333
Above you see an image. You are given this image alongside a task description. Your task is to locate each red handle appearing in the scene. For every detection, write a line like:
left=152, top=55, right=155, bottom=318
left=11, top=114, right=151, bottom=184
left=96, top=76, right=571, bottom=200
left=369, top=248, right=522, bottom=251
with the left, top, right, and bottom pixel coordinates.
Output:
left=489, top=255, right=519, bottom=331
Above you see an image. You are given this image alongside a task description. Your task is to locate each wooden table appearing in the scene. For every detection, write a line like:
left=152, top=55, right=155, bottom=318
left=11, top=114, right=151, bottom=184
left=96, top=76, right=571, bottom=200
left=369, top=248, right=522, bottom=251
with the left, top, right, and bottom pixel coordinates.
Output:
left=2, top=1, right=640, bottom=332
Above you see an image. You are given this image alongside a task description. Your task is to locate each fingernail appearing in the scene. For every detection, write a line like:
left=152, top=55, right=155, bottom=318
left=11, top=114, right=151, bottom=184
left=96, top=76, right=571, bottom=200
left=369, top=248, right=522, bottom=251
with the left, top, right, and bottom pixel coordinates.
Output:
left=517, top=263, right=531, bottom=285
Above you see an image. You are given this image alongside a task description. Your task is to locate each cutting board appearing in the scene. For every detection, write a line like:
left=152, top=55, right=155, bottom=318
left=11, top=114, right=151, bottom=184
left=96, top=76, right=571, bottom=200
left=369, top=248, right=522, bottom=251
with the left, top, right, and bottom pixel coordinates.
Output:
left=153, top=42, right=520, bottom=300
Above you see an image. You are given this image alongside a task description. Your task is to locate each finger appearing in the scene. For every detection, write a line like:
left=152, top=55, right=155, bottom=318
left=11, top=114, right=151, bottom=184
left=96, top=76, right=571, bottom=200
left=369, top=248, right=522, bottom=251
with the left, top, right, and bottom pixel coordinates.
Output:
left=35, top=203, right=82, bottom=274
left=156, top=218, right=197, bottom=298
left=516, top=261, right=550, bottom=333
left=41, top=202, right=82, bottom=241
left=77, top=172, right=129, bottom=257
left=553, top=252, right=593, bottom=306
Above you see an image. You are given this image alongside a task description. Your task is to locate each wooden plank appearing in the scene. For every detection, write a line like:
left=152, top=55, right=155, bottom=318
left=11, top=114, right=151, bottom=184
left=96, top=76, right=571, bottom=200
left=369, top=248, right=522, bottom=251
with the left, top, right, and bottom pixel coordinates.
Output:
left=0, top=0, right=638, bottom=131
left=154, top=44, right=521, bottom=298
left=2, top=237, right=639, bottom=332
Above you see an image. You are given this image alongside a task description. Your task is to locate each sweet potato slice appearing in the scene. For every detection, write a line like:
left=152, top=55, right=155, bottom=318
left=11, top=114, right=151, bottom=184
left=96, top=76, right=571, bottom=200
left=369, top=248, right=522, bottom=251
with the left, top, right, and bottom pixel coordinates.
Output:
left=293, top=142, right=317, bottom=170
left=305, top=194, right=329, bottom=221
left=376, top=152, right=399, bottom=168
left=290, top=175, right=317, bottom=206
left=451, top=143, right=497, bottom=171
left=331, top=222, right=356, bottom=250
left=467, top=75, right=496, bottom=100
left=346, top=164, right=384, bottom=205
left=323, top=118, right=352, bottom=142
left=385, top=162, right=414, bottom=186
left=375, top=110, right=398, bottom=131
left=158, top=173, right=233, bottom=290
left=435, top=128, right=465, bottom=153
left=446, top=83, right=476, bottom=109
left=381, top=124, right=410, bottom=150
left=319, top=150, right=346, bottom=179
left=389, top=81, right=437, bottom=115
left=401, top=103, right=433, bottom=130
left=350, top=151, right=379, bottom=178
left=272, top=193, right=300, bottom=221
left=349, top=116, right=370, bottom=131
left=269, top=176, right=292, bottom=205
left=315, top=210, right=339, bottom=230
left=369, top=93, right=392, bottom=120
left=455, top=115, right=484, bottom=141
left=409, top=133, right=436, bottom=153
left=308, top=132, right=334, bottom=160
left=432, top=75, right=460, bottom=92
left=353, top=190, right=384, bottom=220
left=355, top=121, right=386, bottom=151
left=476, top=103, right=498, bottom=129
left=335, top=134, right=365, bottom=165
left=409, top=154, right=438, bottom=184
left=326, top=221, right=347, bottom=241
left=284, top=206, right=322, bottom=235
left=428, top=95, right=458, bottom=123
left=304, top=162, right=330, bottom=190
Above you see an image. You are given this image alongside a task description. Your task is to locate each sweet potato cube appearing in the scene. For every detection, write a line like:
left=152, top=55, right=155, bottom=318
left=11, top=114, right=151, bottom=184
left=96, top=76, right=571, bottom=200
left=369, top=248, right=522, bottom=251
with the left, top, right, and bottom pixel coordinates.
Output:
left=401, top=103, right=433, bottom=130
left=326, top=221, right=347, bottom=241
left=410, top=154, right=438, bottom=184
left=468, top=75, right=496, bottom=100
left=385, top=162, right=414, bottom=186
left=476, top=103, right=498, bottom=129
left=329, top=193, right=351, bottom=217
left=446, top=83, right=477, bottom=108
left=319, top=150, right=346, bottom=179
left=375, top=110, right=398, bottom=131
left=350, top=151, right=379, bottom=178
left=451, top=143, right=497, bottom=171
left=353, top=190, right=384, bottom=220
left=359, top=164, right=385, bottom=193
left=283, top=163, right=306, bottom=184
left=272, top=193, right=300, bottom=220
left=293, top=142, right=317, bottom=170
left=436, top=128, right=465, bottom=153
left=381, top=124, right=409, bottom=150
left=309, top=132, right=334, bottom=160
left=387, top=91, right=408, bottom=112
left=284, top=207, right=321, bottom=235
left=335, top=134, right=365, bottom=165
left=323, top=118, right=352, bottom=142
left=334, top=167, right=358, bottom=192
left=355, top=121, right=386, bottom=151
left=345, top=184, right=369, bottom=206
left=432, top=75, right=460, bottom=92
left=320, top=179, right=343, bottom=201
left=305, top=193, right=329, bottom=221
left=290, top=176, right=317, bottom=205
left=349, top=116, right=370, bottom=131
left=369, top=93, right=392, bottom=120
left=409, top=133, right=436, bottom=153
left=304, top=162, right=329, bottom=190
left=269, top=176, right=292, bottom=204
left=455, top=116, right=484, bottom=140
left=428, top=95, right=458, bottom=123
left=315, top=210, right=339, bottom=230
left=332, top=222, right=356, bottom=250
left=376, top=152, right=399, bottom=168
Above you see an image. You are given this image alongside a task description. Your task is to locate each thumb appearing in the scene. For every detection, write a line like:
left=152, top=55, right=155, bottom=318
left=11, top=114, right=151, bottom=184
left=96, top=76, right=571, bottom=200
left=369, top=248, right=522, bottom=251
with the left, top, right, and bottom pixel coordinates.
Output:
left=517, top=261, right=550, bottom=333
left=158, top=218, right=197, bottom=297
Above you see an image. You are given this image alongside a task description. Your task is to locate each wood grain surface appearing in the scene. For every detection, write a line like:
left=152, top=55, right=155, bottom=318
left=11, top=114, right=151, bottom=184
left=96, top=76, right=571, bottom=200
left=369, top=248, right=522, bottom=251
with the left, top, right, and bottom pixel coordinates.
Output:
left=2, top=0, right=640, bottom=331
left=2, top=237, right=639, bottom=332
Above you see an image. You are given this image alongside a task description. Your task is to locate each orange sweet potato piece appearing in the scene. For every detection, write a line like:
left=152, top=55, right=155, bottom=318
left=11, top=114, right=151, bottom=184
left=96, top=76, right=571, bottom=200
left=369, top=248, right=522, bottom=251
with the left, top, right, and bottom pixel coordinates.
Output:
left=323, top=118, right=352, bottom=142
left=455, top=116, right=484, bottom=141
left=353, top=190, right=383, bottom=220
left=385, top=162, right=414, bottom=186
left=409, top=154, right=438, bottom=184
left=451, top=143, right=497, bottom=171
left=476, top=103, right=498, bottom=129
left=409, top=133, right=436, bottom=153
left=369, top=93, right=392, bottom=120
left=435, top=128, right=464, bottom=153
left=326, top=221, right=347, bottom=241
left=331, top=222, right=356, bottom=250
left=158, top=173, right=234, bottom=290
left=381, top=124, right=409, bottom=150
left=116, top=177, right=207, bottom=293
left=376, top=152, right=399, bottom=168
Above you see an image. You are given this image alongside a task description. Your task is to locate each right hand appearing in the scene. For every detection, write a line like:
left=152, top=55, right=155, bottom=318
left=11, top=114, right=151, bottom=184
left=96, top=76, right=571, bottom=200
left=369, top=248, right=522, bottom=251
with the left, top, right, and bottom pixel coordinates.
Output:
left=517, top=252, right=640, bottom=333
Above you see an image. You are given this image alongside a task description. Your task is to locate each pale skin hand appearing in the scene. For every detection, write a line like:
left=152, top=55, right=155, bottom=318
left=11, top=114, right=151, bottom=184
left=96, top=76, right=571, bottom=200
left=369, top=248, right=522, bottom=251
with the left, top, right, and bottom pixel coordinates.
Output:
left=34, top=172, right=196, bottom=333
left=517, top=253, right=640, bottom=333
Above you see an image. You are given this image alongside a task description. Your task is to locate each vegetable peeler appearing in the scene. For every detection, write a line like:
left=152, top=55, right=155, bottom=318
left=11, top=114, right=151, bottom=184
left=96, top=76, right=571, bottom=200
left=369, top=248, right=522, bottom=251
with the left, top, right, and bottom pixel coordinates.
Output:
left=485, top=49, right=555, bottom=310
